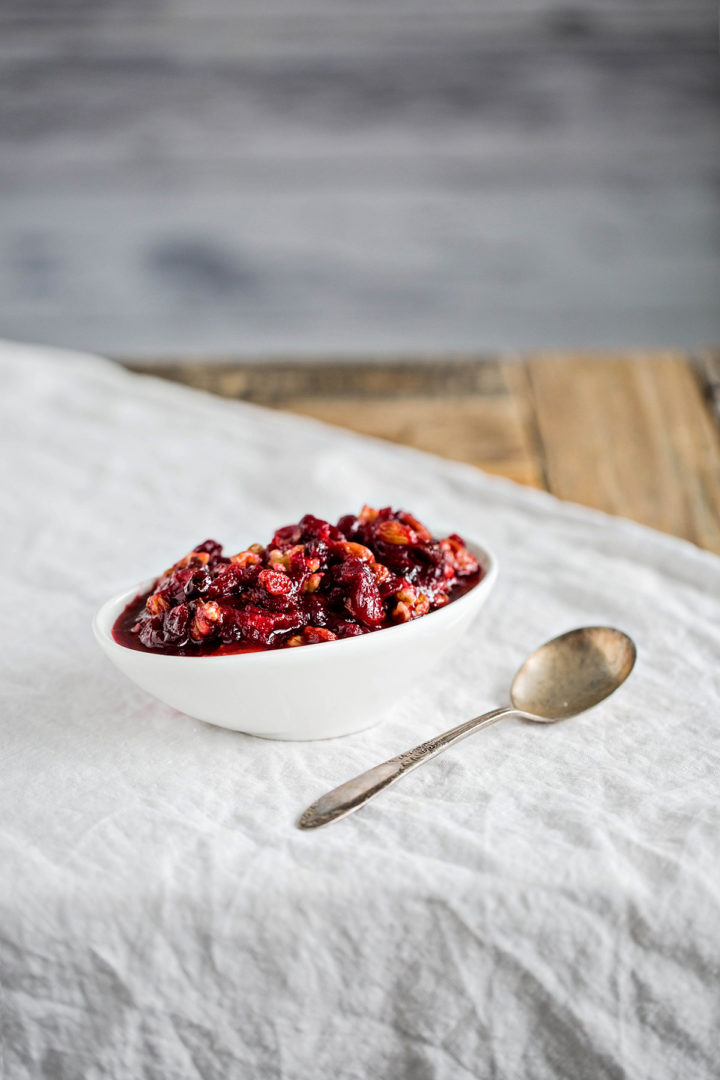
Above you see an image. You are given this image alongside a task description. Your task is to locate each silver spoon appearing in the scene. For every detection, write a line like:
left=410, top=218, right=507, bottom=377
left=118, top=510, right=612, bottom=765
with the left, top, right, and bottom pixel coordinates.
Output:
left=298, top=626, right=636, bottom=830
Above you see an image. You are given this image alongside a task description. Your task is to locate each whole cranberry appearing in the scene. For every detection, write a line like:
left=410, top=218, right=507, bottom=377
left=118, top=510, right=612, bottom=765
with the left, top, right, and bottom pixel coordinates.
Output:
left=331, top=555, right=366, bottom=585
left=164, top=603, right=190, bottom=645
left=345, top=566, right=385, bottom=627
left=194, top=539, right=224, bottom=562
left=298, top=514, right=331, bottom=540
left=190, top=569, right=213, bottom=595
left=305, top=538, right=330, bottom=564
left=236, top=607, right=302, bottom=646
left=372, top=542, right=413, bottom=576
left=415, top=541, right=444, bottom=566
left=137, top=615, right=167, bottom=650
left=336, top=514, right=360, bottom=539
left=332, top=620, right=365, bottom=639
left=207, top=564, right=245, bottom=600
left=270, top=523, right=303, bottom=550
left=377, top=571, right=404, bottom=599
left=302, top=594, right=330, bottom=627
left=244, top=586, right=298, bottom=614
left=218, top=608, right=243, bottom=644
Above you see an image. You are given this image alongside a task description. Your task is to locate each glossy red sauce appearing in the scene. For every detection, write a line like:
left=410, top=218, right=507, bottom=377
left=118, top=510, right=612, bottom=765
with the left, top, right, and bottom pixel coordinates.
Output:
left=112, top=507, right=482, bottom=656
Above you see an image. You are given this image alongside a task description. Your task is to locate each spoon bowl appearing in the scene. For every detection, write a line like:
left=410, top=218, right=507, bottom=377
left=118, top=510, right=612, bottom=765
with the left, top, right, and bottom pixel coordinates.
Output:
left=510, top=626, right=637, bottom=721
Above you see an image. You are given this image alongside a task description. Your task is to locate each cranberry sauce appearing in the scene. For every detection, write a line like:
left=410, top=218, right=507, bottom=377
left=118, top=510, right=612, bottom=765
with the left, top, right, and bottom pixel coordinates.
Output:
left=112, top=507, right=483, bottom=656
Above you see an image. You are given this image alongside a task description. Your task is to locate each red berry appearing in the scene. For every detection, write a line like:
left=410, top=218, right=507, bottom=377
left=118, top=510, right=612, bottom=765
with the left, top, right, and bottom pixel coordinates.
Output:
left=258, top=568, right=293, bottom=596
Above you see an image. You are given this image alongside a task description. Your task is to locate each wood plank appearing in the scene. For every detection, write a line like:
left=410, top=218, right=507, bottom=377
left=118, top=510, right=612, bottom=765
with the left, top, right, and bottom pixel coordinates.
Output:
left=126, top=357, right=543, bottom=489
left=280, top=391, right=543, bottom=489
left=525, top=352, right=720, bottom=553
left=695, top=349, right=720, bottom=427
left=126, top=355, right=505, bottom=402
left=123, top=352, right=720, bottom=554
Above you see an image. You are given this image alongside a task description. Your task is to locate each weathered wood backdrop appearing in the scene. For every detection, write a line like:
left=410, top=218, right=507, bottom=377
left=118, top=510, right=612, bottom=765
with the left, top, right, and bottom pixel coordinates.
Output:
left=1, top=0, right=718, bottom=356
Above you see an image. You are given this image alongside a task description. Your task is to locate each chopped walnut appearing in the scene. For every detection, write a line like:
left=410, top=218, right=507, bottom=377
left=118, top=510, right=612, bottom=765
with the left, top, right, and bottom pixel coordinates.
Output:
left=337, top=540, right=375, bottom=563
left=303, top=573, right=324, bottom=593
left=230, top=550, right=262, bottom=568
left=376, top=520, right=415, bottom=545
left=146, top=592, right=170, bottom=615
left=190, top=600, right=221, bottom=640
left=358, top=505, right=379, bottom=524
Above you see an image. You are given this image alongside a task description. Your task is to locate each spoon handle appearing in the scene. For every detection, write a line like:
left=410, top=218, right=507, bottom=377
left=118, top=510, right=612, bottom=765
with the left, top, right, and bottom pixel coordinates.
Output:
left=298, top=705, right=516, bottom=830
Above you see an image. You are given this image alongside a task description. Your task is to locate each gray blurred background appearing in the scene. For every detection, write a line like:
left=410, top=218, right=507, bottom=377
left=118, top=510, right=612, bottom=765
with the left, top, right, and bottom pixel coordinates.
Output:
left=1, top=0, right=718, bottom=358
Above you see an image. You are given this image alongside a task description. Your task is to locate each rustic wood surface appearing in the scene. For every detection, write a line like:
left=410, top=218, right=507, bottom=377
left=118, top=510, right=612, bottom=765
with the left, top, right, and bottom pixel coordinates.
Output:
left=125, top=352, right=720, bottom=555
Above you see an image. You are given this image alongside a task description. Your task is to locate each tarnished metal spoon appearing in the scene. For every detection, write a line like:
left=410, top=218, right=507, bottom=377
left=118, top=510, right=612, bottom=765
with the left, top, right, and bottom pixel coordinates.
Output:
left=298, top=626, right=636, bottom=830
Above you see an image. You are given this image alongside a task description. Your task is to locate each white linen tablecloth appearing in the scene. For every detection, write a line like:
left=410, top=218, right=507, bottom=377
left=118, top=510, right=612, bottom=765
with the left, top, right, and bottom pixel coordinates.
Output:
left=1, top=340, right=719, bottom=1080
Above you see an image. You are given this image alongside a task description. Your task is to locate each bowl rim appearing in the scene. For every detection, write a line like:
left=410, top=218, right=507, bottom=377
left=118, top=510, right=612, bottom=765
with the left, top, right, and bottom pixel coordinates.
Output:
left=93, top=537, right=498, bottom=663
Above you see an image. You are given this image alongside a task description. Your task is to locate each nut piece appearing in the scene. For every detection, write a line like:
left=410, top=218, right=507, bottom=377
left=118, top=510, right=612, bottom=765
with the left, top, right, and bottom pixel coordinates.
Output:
left=190, top=600, right=221, bottom=640
left=146, top=592, right=170, bottom=616
left=399, top=512, right=432, bottom=541
left=358, top=504, right=379, bottom=524
left=393, top=601, right=412, bottom=622
left=303, top=627, right=337, bottom=645
left=303, top=573, right=324, bottom=593
left=393, top=585, right=430, bottom=622
left=163, top=550, right=210, bottom=578
left=376, top=520, right=414, bottom=545
left=440, top=537, right=479, bottom=576
left=337, top=540, right=375, bottom=563
left=372, top=563, right=392, bottom=585
left=284, top=627, right=337, bottom=647
left=230, top=550, right=262, bottom=568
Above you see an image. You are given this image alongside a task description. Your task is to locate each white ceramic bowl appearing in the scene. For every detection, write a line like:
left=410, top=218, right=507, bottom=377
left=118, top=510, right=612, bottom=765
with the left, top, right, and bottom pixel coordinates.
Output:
left=93, top=541, right=497, bottom=740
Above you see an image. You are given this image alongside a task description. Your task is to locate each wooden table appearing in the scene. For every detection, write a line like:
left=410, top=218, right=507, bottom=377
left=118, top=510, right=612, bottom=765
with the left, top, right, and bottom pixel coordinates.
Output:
left=126, top=352, right=720, bottom=556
